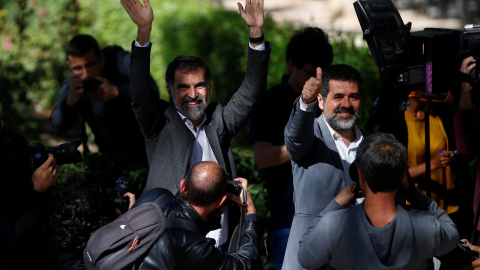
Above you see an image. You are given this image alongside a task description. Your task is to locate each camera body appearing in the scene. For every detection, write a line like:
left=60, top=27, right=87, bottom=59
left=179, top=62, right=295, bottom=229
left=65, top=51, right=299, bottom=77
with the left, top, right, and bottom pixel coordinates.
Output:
left=83, top=78, right=101, bottom=92
left=226, top=180, right=242, bottom=196
left=105, top=176, right=136, bottom=214
left=222, top=180, right=243, bottom=207
left=29, top=139, right=83, bottom=170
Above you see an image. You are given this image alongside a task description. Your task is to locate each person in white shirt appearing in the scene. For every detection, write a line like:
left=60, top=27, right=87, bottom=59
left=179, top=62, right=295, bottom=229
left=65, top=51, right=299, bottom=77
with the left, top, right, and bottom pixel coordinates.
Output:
left=283, top=64, right=368, bottom=270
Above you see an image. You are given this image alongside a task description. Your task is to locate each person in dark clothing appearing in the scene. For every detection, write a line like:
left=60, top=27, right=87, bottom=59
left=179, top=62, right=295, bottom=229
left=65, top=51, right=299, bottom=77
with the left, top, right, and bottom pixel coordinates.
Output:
left=51, top=34, right=159, bottom=158
left=40, top=173, right=118, bottom=270
left=248, top=27, right=333, bottom=269
left=0, top=120, right=57, bottom=270
left=140, top=161, right=260, bottom=269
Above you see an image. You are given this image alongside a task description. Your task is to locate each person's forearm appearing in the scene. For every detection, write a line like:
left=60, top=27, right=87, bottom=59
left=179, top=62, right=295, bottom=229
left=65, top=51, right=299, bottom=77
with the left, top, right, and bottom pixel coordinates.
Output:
left=253, top=142, right=290, bottom=169
left=459, top=82, right=475, bottom=110
left=284, top=99, right=317, bottom=162
left=454, top=108, right=478, bottom=157
left=249, top=27, right=263, bottom=47
left=408, top=163, right=427, bottom=179
left=136, top=24, right=152, bottom=46
left=51, top=93, right=78, bottom=133
left=129, top=43, right=162, bottom=139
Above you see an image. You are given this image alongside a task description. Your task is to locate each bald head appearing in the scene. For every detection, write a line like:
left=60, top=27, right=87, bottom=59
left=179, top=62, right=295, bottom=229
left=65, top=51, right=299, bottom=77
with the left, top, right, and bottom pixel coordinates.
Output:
left=183, top=161, right=228, bottom=206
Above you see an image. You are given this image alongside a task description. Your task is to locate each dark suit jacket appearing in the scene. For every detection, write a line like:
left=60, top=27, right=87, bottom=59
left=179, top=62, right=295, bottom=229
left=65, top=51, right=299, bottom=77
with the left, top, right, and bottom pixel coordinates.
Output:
left=130, top=42, right=271, bottom=195
left=283, top=98, right=368, bottom=270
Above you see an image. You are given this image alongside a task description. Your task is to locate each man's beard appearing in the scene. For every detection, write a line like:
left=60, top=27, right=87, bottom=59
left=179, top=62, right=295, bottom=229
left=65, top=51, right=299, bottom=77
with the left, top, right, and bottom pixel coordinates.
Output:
left=324, top=106, right=360, bottom=134
left=175, top=94, right=209, bottom=121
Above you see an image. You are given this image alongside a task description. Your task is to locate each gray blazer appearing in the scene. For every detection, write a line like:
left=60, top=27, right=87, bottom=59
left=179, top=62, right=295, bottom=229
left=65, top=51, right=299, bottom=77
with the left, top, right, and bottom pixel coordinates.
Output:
left=130, top=42, right=271, bottom=195
left=298, top=195, right=459, bottom=269
left=282, top=98, right=368, bottom=270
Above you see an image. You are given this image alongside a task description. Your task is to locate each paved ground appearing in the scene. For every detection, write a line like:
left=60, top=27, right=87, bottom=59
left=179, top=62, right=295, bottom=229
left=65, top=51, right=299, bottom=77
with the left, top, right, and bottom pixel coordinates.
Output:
left=217, top=0, right=463, bottom=34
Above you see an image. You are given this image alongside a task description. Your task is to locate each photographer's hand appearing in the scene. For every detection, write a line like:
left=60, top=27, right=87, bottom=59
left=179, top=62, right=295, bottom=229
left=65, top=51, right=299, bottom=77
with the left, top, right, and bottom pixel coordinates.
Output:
left=301, top=67, right=322, bottom=104
left=124, top=192, right=136, bottom=210
left=227, top=177, right=256, bottom=215
left=67, top=74, right=84, bottom=107
left=459, top=56, right=476, bottom=111
left=459, top=239, right=480, bottom=270
left=89, top=76, right=119, bottom=102
left=334, top=183, right=356, bottom=207
left=32, top=154, right=58, bottom=192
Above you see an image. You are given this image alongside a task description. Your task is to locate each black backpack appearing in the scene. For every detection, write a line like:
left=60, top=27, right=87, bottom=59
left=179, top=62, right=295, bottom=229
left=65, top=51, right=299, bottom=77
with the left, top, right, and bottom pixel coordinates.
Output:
left=83, top=188, right=197, bottom=270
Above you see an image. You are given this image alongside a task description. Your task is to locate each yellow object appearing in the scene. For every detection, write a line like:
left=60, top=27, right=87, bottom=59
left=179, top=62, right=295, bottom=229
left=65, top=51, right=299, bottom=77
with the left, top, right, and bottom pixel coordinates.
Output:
left=405, top=112, right=459, bottom=214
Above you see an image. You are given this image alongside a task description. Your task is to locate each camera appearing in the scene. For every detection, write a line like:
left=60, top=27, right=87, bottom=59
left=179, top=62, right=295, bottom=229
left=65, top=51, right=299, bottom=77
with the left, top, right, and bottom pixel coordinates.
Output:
left=226, top=180, right=242, bottom=196
left=105, top=176, right=136, bottom=214
left=222, top=180, right=243, bottom=207
left=437, top=241, right=479, bottom=269
left=30, top=139, right=83, bottom=170
left=83, top=78, right=101, bottom=92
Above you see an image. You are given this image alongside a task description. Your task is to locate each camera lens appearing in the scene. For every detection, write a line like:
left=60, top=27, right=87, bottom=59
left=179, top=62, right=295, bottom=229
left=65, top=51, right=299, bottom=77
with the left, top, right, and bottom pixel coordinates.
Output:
left=46, top=139, right=83, bottom=165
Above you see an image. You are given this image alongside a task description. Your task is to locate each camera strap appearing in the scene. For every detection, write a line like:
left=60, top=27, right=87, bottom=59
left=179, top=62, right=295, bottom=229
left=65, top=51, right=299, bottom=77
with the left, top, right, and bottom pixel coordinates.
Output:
left=227, top=184, right=248, bottom=253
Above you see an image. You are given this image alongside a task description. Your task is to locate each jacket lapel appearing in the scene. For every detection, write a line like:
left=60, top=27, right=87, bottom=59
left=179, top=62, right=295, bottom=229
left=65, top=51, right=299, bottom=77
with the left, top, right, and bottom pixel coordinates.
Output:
left=205, top=123, right=226, bottom=170
left=317, top=115, right=343, bottom=171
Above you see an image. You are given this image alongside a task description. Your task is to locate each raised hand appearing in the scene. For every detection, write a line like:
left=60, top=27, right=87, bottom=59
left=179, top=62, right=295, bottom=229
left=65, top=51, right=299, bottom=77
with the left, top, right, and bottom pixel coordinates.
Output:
left=121, top=0, right=153, bottom=27
left=301, top=67, right=323, bottom=104
left=120, top=0, right=154, bottom=45
left=237, top=0, right=264, bottom=40
left=237, top=0, right=264, bottom=29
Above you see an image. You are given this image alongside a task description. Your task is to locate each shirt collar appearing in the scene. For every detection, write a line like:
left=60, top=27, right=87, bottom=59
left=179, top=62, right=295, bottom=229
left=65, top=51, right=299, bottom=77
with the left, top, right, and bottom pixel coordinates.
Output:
left=177, top=111, right=207, bottom=128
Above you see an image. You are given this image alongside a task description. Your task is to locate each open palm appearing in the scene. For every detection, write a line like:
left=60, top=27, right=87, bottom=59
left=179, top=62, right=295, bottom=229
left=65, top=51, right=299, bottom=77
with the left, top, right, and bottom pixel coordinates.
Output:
left=237, top=0, right=264, bottom=29
left=121, top=0, right=154, bottom=27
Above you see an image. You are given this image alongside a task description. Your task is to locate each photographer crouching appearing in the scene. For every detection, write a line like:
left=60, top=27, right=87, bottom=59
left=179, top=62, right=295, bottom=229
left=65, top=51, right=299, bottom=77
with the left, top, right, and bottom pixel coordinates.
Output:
left=0, top=120, right=60, bottom=269
left=135, top=161, right=260, bottom=269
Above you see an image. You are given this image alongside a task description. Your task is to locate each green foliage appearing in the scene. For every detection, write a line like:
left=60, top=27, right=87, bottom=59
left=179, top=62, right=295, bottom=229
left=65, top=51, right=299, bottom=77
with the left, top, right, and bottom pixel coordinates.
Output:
left=57, top=152, right=149, bottom=193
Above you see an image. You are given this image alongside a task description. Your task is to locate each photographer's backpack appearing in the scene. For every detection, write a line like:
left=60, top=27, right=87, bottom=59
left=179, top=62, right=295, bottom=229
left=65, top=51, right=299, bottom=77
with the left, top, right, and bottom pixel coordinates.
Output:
left=83, top=189, right=197, bottom=270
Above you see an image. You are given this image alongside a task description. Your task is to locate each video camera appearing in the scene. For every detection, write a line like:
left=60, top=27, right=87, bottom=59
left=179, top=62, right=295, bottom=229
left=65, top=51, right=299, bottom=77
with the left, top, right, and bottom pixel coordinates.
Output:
left=354, top=0, right=480, bottom=100
left=29, top=139, right=83, bottom=170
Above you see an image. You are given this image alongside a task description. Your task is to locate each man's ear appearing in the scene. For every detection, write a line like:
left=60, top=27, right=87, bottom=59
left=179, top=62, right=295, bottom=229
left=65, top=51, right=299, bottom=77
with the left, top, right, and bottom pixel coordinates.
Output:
left=287, top=59, right=296, bottom=73
left=214, top=194, right=227, bottom=208
left=179, top=179, right=186, bottom=196
left=358, top=168, right=366, bottom=185
left=206, top=83, right=211, bottom=102
left=166, top=85, right=173, bottom=100
left=318, top=94, right=324, bottom=110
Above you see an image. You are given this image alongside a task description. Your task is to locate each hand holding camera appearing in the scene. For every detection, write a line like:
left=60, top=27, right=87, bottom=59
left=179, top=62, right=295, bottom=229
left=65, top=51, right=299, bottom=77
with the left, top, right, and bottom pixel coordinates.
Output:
left=31, top=154, right=58, bottom=192
left=87, top=77, right=119, bottom=102
left=226, top=178, right=256, bottom=215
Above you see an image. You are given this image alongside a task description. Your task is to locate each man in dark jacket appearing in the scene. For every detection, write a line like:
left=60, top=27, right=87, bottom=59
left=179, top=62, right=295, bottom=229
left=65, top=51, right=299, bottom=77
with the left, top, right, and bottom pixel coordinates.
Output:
left=51, top=34, right=159, bottom=158
left=140, top=161, right=260, bottom=269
